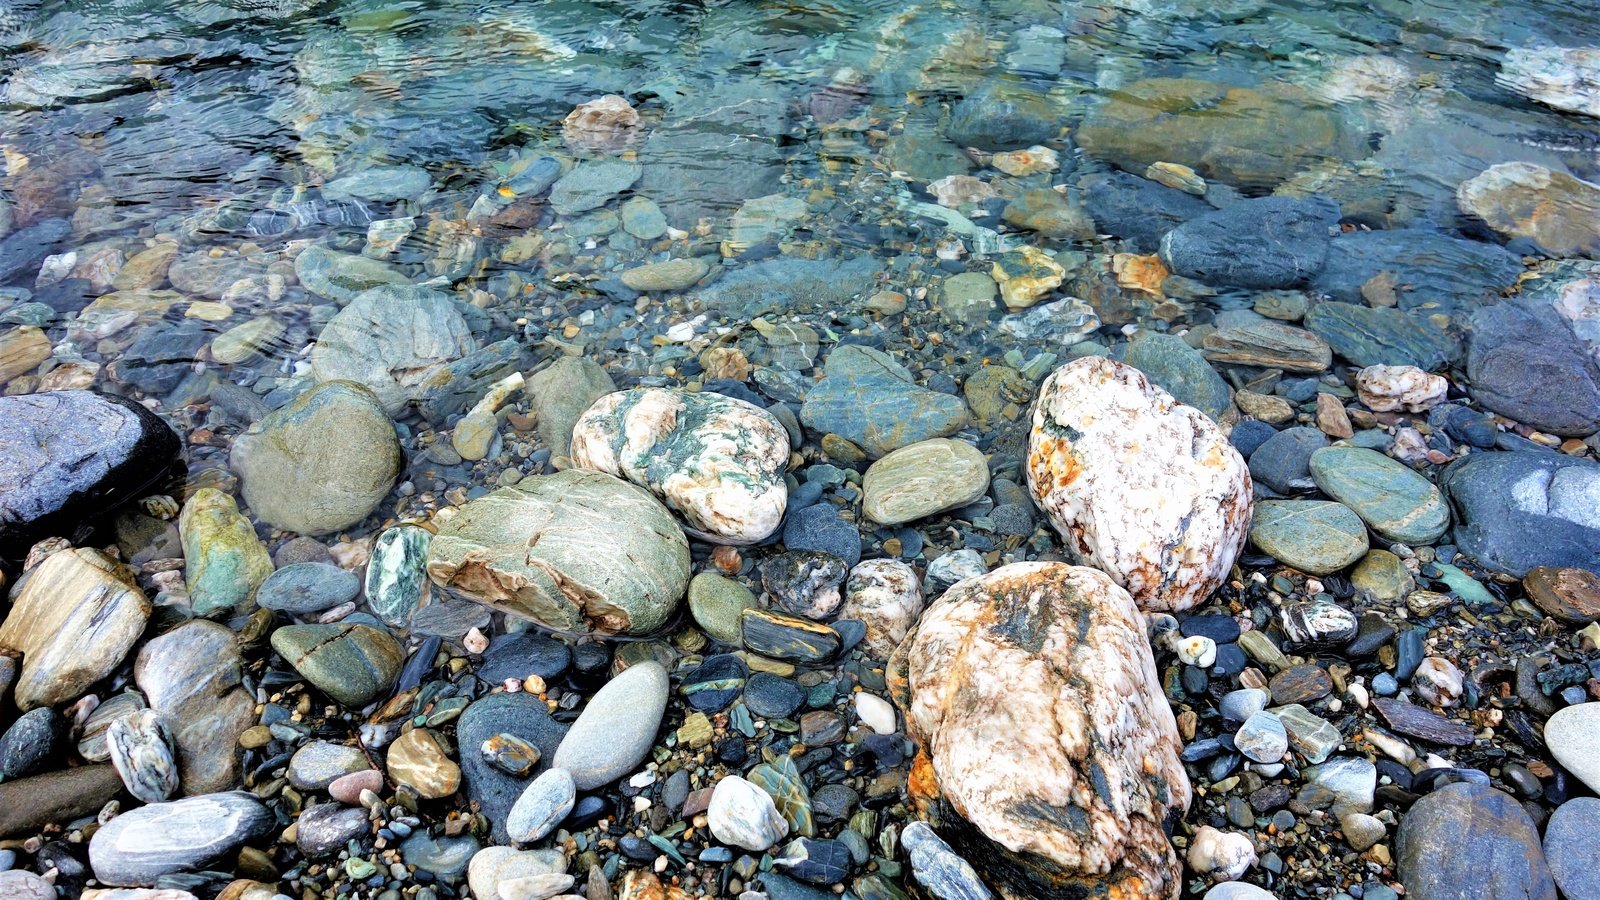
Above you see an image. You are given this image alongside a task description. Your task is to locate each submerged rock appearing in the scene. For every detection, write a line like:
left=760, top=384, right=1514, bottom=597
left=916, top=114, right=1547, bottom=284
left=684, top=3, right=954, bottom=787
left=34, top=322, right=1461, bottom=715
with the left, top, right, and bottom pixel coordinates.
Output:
left=801, top=346, right=969, bottom=459
left=0, top=391, right=181, bottom=558
left=1160, top=196, right=1340, bottom=290
left=1458, top=162, right=1600, bottom=259
left=309, top=284, right=477, bottom=415
left=1498, top=46, right=1600, bottom=119
left=571, top=388, right=790, bottom=544
left=1026, top=356, right=1251, bottom=613
left=230, top=380, right=401, bottom=536
left=888, top=562, right=1190, bottom=900
left=426, top=470, right=690, bottom=636
left=526, top=357, right=616, bottom=459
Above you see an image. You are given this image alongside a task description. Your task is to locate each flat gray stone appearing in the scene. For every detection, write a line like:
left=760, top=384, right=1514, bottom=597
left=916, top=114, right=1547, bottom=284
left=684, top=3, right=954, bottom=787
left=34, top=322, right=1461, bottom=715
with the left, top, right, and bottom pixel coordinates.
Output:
left=551, top=660, right=669, bottom=790
left=89, top=792, right=275, bottom=887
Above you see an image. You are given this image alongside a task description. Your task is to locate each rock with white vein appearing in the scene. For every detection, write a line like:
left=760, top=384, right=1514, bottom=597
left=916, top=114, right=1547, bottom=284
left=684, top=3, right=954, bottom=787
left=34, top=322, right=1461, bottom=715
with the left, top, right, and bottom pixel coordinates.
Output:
left=888, top=561, right=1191, bottom=900
left=571, top=388, right=789, bottom=545
left=1026, top=356, right=1251, bottom=613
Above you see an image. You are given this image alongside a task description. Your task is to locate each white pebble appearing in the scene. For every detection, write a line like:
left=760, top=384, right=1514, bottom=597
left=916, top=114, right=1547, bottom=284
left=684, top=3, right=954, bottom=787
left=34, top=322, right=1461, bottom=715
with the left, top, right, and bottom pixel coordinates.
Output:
left=1177, top=635, right=1217, bottom=667
left=854, top=693, right=897, bottom=735
left=1186, top=825, right=1257, bottom=883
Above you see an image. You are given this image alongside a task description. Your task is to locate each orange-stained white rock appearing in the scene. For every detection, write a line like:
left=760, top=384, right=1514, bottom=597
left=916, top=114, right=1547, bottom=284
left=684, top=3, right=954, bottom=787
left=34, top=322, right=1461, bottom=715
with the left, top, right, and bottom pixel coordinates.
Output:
left=840, top=559, right=924, bottom=659
left=1026, top=356, right=1251, bottom=613
left=571, top=388, right=790, bottom=545
left=887, top=561, right=1191, bottom=900
left=1355, top=364, right=1448, bottom=413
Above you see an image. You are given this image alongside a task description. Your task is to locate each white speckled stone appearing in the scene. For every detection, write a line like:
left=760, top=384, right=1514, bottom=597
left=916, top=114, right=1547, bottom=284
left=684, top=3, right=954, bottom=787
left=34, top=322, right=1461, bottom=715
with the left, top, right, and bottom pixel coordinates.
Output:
left=467, top=846, right=567, bottom=900
left=1355, top=365, right=1448, bottom=413
left=1186, top=826, right=1257, bottom=884
left=708, top=774, right=789, bottom=852
left=1026, top=356, right=1251, bottom=613
left=841, top=559, right=924, bottom=659
left=571, top=388, right=790, bottom=545
left=888, top=562, right=1191, bottom=900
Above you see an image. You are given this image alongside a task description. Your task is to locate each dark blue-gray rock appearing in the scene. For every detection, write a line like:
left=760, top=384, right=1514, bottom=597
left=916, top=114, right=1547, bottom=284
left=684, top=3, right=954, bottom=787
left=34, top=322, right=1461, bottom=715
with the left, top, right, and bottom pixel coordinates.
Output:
left=1396, top=783, right=1556, bottom=900
left=800, top=346, right=969, bottom=458
left=0, top=219, right=70, bottom=284
left=1304, top=302, right=1460, bottom=370
left=416, top=338, right=525, bottom=425
left=110, top=324, right=208, bottom=395
left=1467, top=297, right=1600, bottom=436
left=775, top=836, right=853, bottom=885
left=1230, top=419, right=1277, bottom=459
left=88, top=792, right=276, bottom=887
left=1312, top=229, right=1522, bottom=315
left=457, top=691, right=567, bottom=843
left=256, top=562, right=360, bottom=615
left=1080, top=172, right=1213, bottom=254
left=682, top=654, right=748, bottom=713
left=740, top=608, right=841, bottom=664
left=0, top=391, right=181, bottom=558
left=693, top=255, right=882, bottom=318
left=1160, top=196, right=1340, bottom=289
left=1122, top=333, right=1234, bottom=424
left=946, top=79, right=1059, bottom=151
left=0, top=707, right=68, bottom=779
left=744, top=672, right=805, bottom=720
left=1248, top=426, right=1328, bottom=494
left=1544, top=797, right=1600, bottom=900
left=477, top=632, right=571, bottom=685
left=1441, top=451, right=1600, bottom=576
left=782, top=503, right=862, bottom=568
left=548, top=158, right=642, bottom=215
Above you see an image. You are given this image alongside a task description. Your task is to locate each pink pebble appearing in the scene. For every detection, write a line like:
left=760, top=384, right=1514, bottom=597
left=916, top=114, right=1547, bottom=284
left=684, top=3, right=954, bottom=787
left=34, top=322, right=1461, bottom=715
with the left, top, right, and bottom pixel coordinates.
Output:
left=329, top=769, right=383, bottom=805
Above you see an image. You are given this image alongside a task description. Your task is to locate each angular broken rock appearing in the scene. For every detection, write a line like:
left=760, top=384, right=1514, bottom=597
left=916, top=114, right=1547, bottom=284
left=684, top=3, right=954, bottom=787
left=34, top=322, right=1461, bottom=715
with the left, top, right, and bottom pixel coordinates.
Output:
left=1026, top=356, right=1251, bottom=613
left=426, top=469, right=690, bottom=636
left=570, top=388, right=790, bottom=545
left=888, top=561, right=1191, bottom=900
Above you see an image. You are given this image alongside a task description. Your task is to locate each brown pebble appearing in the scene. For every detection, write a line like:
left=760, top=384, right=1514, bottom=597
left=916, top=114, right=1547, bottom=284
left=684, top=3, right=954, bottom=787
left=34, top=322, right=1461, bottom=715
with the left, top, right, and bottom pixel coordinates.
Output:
left=1523, top=567, right=1600, bottom=625
left=1269, top=664, right=1333, bottom=706
left=329, top=769, right=384, bottom=805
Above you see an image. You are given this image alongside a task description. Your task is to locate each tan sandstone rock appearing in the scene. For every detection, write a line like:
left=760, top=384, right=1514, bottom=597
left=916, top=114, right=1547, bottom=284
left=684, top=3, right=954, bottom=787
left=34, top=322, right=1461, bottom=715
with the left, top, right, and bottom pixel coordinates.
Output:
left=1026, top=356, right=1251, bottom=613
left=888, top=562, right=1191, bottom=900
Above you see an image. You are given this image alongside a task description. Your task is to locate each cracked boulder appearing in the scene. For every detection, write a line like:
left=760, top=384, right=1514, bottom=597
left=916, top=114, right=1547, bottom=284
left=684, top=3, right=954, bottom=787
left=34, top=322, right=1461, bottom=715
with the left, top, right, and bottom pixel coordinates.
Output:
left=1026, top=356, right=1251, bottom=613
left=571, top=388, right=790, bottom=545
left=888, top=561, right=1191, bottom=900
left=425, top=469, right=690, bottom=636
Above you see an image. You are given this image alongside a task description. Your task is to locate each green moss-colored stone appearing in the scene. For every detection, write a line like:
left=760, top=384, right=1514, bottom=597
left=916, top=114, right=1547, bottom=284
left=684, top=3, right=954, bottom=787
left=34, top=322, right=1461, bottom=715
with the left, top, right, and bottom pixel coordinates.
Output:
left=1249, top=500, right=1368, bottom=575
left=1309, top=446, right=1451, bottom=545
left=271, top=623, right=404, bottom=707
left=688, top=573, right=756, bottom=644
left=179, top=488, right=273, bottom=615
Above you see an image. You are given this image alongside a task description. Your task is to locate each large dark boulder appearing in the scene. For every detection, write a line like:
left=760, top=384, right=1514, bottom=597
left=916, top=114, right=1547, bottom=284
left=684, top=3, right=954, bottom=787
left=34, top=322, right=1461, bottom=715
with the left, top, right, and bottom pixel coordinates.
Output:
left=0, top=391, right=182, bottom=558
left=1440, top=451, right=1600, bottom=577
left=1397, top=782, right=1556, bottom=900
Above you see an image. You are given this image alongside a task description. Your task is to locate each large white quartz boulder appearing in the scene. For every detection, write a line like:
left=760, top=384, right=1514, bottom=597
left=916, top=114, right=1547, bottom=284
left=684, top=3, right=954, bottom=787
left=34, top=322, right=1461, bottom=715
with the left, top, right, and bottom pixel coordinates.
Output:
left=571, top=388, right=790, bottom=545
left=888, top=562, right=1191, bottom=900
left=1026, top=356, right=1251, bottom=613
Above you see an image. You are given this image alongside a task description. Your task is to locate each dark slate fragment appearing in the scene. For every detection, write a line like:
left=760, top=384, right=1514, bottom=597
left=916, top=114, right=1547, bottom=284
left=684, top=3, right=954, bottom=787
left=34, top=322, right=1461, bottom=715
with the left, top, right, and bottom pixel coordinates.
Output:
left=1312, top=229, right=1521, bottom=315
left=456, top=692, right=568, bottom=843
left=1304, top=302, right=1460, bottom=370
left=1374, top=697, right=1474, bottom=746
left=1467, top=296, right=1600, bottom=437
left=477, top=633, right=571, bottom=685
left=1159, top=196, right=1340, bottom=290
left=741, top=609, right=841, bottom=665
left=1440, top=452, right=1600, bottom=577
left=1396, top=782, right=1556, bottom=900
left=1080, top=171, right=1214, bottom=253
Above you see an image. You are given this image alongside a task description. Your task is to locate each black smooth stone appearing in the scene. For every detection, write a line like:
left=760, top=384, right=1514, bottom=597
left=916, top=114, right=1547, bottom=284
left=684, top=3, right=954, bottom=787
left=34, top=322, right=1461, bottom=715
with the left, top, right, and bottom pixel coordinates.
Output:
left=715, top=738, right=749, bottom=766
left=0, top=707, right=69, bottom=779
left=456, top=692, right=568, bottom=843
left=619, top=835, right=657, bottom=862
left=572, top=641, right=610, bottom=676
left=1183, top=737, right=1229, bottom=762
left=477, top=633, right=571, bottom=684
left=1376, top=758, right=1415, bottom=792
left=858, top=734, right=904, bottom=769
left=1396, top=627, right=1425, bottom=681
left=397, top=635, right=443, bottom=692
left=683, top=654, right=748, bottom=713
left=744, top=673, right=805, bottom=719
left=778, top=837, right=852, bottom=885
left=0, top=391, right=183, bottom=559
left=1180, top=613, right=1241, bottom=644
left=810, top=783, right=859, bottom=822
left=1249, top=784, right=1290, bottom=812
left=565, top=795, right=609, bottom=830
left=1180, top=665, right=1209, bottom=695
left=1345, top=613, right=1396, bottom=658
left=1414, top=767, right=1491, bottom=793
left=1211, top=643, right=1247, bottom=678
left=1206, top=753, right=1242, bottom=781
left=831, top=619, right=866, bottom=654
left=741, top=609, right=840, bottom=665
left=1374, top=697, right=1474, bottom=746
left=761, top=872, right=837, bottom=900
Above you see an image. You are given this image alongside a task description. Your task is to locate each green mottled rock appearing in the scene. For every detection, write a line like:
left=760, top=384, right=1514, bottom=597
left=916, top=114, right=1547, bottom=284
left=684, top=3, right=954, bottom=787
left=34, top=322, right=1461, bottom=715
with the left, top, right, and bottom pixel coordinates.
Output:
left=309, top=285, right=477, bottom=415
left=1309, top=446, right=1450, bottom=544
left=179, top=488, right=273, bottom=615
left=1249, top=500, right=1368, bottom=575
left=271, top=623, right=404, bottom=707
left=939, top=272, right=999, bottom=326
left=689, top=573, right=758, bottom=644
left=1123, top=332, right=1234, bottom=424
left=366, top=525, right=432, bottom=626
left=231, top=381, right=401, bottom=536
left=862, top=439, right=990, bottom=526
left=1351, top=549, right=1415, bottom=601
left=426, top=470, right=689, bottom=636
left=210, top=317, right=284, bottom=365
left=294, top=245, right=408, bottom=305
left=527, top=357, right=615, bottom=459
left=800, top=346, right=969, bottom=458
left=1001, top=189, right=1094, bottom=241
left=747, top=754, right=815, bottom=838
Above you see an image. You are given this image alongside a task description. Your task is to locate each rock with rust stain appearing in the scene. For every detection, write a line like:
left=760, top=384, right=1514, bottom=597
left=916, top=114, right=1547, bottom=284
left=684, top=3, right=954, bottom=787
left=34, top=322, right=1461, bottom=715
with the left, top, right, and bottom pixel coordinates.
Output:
left=570, top=388, right=789, bottom=545
left=425, top=469, right=690, bottom=636
left=887, top=561, right=1191, bottom=900
left=1025, top=356, right=1251, bottom=613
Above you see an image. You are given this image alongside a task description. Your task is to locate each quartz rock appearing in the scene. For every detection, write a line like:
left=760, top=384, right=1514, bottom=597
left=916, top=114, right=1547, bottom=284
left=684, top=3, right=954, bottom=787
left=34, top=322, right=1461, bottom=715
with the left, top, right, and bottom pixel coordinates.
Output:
left=888, top=562, right=1190, bottom=899
left=135, top=620, right=253, bottom=794
left=1026, top=356, right=1251, bottom=613
left=563, top=95, right=641, bottom=153
left=840, top=559, right=924, bottom=659
left=467, top=847, right=567, bottom=900
left=1499, top=47, right=1600, bottom=119
left=902, top=821, right=992, bottom=900
left=426, top=470, right=690, bottom=636
left=365, top=525, right=432, bottom=626
left=107, top=709, right=179, bottom=804
left=1186, top=826, right=1257, bottom=884
left=1355, top=365, right=1448, bottom=413
left=1458, top=163, right=1600, bottom=259
left=386, top=727, right=461, bottom=799
left=89, top=792, right=275, bottom=886
left=0, top=546, right=150, bottom=710
left=708, top=775, right=788, bottom=852
left=570, top=388, right=789, bottom=545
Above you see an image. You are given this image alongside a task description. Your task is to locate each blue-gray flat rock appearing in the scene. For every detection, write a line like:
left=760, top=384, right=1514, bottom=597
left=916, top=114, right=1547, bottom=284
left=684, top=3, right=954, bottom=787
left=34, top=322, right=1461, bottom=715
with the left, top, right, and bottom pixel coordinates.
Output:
left=89, top=792, right=275, bottom=887
left=551, top=660, right=669, bottom=790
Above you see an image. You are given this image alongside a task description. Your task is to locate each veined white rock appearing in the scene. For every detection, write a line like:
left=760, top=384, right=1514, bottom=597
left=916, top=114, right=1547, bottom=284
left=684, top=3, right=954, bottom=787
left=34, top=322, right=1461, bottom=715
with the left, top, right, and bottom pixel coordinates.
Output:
left=570, top=388, right=790, bottom=545
left=888, top=562, right=1191, bottom=900
left=1026, top=356, right=1251, bottom=613
left=1355, top=365, right=1448, bottom=413
left=840, top=559, right=924, bottom=659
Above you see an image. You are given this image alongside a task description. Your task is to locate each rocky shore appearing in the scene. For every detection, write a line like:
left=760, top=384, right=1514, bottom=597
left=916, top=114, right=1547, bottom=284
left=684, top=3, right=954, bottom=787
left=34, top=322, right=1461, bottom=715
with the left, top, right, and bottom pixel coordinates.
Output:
left=3, top=3, right=1600, bottom=900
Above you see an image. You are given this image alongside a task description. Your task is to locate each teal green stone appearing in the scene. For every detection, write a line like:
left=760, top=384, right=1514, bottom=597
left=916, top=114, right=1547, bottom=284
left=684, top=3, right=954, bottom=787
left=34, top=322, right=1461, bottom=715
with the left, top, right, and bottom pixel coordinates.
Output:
left=366, top=525, right=432, bottom=627
left=1249, top=500, right=1369, bottom=575
left=1309, top=446, right=1451, bottom=545
left=1123, top=332, right=1234, bottom=423
left=748, top=754, right=814, bottom=838
left=1433, top=562, right=1495, bottom=604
